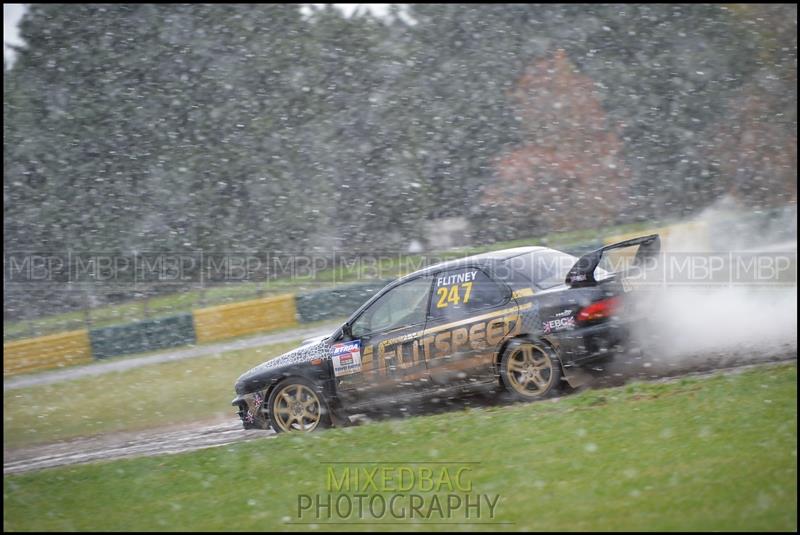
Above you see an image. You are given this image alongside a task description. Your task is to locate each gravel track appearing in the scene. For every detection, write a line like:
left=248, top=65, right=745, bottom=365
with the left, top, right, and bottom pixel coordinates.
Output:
left=3, top=420, right=274, bottom=475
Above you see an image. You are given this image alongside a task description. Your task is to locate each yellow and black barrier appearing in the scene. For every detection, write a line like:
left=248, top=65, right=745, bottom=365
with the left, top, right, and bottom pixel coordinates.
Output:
left=192, top=293, right=298, bottom=343
left=3, top=329, right=92, bottom=376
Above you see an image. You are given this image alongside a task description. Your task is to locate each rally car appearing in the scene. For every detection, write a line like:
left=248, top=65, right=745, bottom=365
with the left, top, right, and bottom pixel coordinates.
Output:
left=232, top=234, right=660, bottom=433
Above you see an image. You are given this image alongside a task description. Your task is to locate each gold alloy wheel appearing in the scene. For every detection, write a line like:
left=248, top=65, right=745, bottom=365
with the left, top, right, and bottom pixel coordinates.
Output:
left=505, top=344, right=554, bottom=397
left=271, top=383, right=323, bottom=432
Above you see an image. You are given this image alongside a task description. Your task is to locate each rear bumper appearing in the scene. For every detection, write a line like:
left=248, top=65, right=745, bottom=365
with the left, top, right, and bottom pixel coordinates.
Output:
left=554, top=318, right=636, bottom=365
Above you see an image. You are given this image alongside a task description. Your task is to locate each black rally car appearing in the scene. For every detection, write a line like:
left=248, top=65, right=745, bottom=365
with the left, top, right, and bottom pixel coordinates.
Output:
left=232, top=234, right=660, bottom=433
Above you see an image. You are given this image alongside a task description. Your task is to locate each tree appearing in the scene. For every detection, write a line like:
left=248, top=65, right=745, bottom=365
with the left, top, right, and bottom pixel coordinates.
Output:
left=705, top=4, right=797, bottom=209
left=481, top=49, right=633, bottom=237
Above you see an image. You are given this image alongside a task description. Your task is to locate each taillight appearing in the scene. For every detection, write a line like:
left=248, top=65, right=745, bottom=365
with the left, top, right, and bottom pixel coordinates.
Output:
left=577, top=296, right=622, bottom=323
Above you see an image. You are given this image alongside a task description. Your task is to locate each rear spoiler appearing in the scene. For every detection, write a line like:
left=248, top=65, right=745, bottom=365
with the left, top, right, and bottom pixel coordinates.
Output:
left=565, top=234, right=660, bottom=287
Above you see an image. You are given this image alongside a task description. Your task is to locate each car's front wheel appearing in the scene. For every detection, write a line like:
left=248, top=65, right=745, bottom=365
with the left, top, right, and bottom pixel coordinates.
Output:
left=499, top=339, right=563, bottom=401
left=267, top=377, right=331, bottom=433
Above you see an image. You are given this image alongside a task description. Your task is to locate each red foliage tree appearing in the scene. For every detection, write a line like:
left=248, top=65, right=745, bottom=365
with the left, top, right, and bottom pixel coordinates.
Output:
left=482, top=49, right=632, bottom=234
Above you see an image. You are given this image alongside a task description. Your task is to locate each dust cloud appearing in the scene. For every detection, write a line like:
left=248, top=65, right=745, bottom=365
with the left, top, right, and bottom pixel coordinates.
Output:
left=629, top=199, right=797, bottom=363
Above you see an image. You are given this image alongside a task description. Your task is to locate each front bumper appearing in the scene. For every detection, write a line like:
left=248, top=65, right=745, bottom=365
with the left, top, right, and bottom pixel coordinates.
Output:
left=231, top=391, right=269, bottom=429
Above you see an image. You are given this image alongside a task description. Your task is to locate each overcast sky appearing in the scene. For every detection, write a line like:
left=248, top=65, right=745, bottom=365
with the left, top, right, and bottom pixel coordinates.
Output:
left=4, top=4, right=405, bottom=67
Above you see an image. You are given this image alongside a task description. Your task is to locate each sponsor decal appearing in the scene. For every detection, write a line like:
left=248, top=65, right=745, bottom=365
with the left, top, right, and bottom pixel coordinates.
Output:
left=340, top=304, right=532, bottom=379
left=542, top=316, right=576, bottom=334
left=332, top=340, right=363, bottom=377
left=246, top=392, right=265, bottom=423
left=435, top=270, right=478, bottom=287
left=555, top=308, right=573, bottom=318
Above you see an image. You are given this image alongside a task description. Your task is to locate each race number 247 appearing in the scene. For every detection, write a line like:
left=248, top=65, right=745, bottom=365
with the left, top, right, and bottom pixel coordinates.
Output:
left=435, top=282, right=472, bottom=308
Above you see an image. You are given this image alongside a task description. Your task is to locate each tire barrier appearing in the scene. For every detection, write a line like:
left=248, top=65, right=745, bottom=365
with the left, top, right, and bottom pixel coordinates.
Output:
left=192, top=293, right=298, bottom=344
left=3, top=329, right=92, bottom=376
left=295, top=280, right=391, bottom=324
left=89, top=313, right=196, bottom=360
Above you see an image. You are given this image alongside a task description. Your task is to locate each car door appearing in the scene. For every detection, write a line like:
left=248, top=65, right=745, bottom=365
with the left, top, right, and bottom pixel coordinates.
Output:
left=334, top=275, right=434, bottom=407
left=422, top=266, right=520, bottom=386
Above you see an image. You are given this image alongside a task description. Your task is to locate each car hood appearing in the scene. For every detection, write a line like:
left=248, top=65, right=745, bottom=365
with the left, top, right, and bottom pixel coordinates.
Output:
left=300, top=333, right=330, bottom=346
left=234, top=337, right=334, bottom=395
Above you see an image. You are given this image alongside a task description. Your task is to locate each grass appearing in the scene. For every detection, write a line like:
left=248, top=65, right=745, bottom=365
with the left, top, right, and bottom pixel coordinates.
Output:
left=3, top=362, right=797, bottom=531
left=3, top=221, right=656, bottom=341
left=3, top=340, right=301, bottom=450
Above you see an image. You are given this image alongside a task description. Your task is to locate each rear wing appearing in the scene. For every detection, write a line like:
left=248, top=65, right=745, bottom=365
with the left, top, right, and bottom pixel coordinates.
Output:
left=565, top=234, right=660, bottom=287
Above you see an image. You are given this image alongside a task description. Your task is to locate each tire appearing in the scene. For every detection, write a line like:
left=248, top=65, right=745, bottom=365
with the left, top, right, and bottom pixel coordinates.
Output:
left=499, top=339, right=563, bottom=401
left=267, top=377, right=332, bottom=433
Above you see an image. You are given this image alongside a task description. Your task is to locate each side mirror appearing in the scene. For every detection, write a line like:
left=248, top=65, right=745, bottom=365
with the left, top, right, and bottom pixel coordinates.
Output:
left=342, top=322, right=353, bottom=340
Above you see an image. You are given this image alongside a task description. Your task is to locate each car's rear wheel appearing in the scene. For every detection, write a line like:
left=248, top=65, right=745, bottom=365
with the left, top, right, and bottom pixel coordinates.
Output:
left=267, top=378, right=331, bottom=433
left=499, top=339, right=563, bottom=400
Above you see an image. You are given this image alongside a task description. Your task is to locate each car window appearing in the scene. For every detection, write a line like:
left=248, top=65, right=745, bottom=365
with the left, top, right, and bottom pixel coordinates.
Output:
left=428, top=268, right=508, bottom=321
left=351, top=276, right=432, bottom=337
left=506, top=249, right=610, bottom=289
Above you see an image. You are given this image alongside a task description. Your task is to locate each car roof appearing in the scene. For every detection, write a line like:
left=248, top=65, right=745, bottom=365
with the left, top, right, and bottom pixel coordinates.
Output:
left=394, top=245, right=551, bottom=284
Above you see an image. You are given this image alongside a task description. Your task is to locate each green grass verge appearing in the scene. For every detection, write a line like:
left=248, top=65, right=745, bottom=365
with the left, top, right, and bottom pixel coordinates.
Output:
left=4, top=221, right=656, bottom=341
left=3, top=340, right=300, bottom=450
left=4, top=363, right=797, bottom=531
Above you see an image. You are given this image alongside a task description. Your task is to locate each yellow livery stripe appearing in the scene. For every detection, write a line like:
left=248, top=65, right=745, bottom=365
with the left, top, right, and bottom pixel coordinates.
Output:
left=512, top=288, right=535, bottom=299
